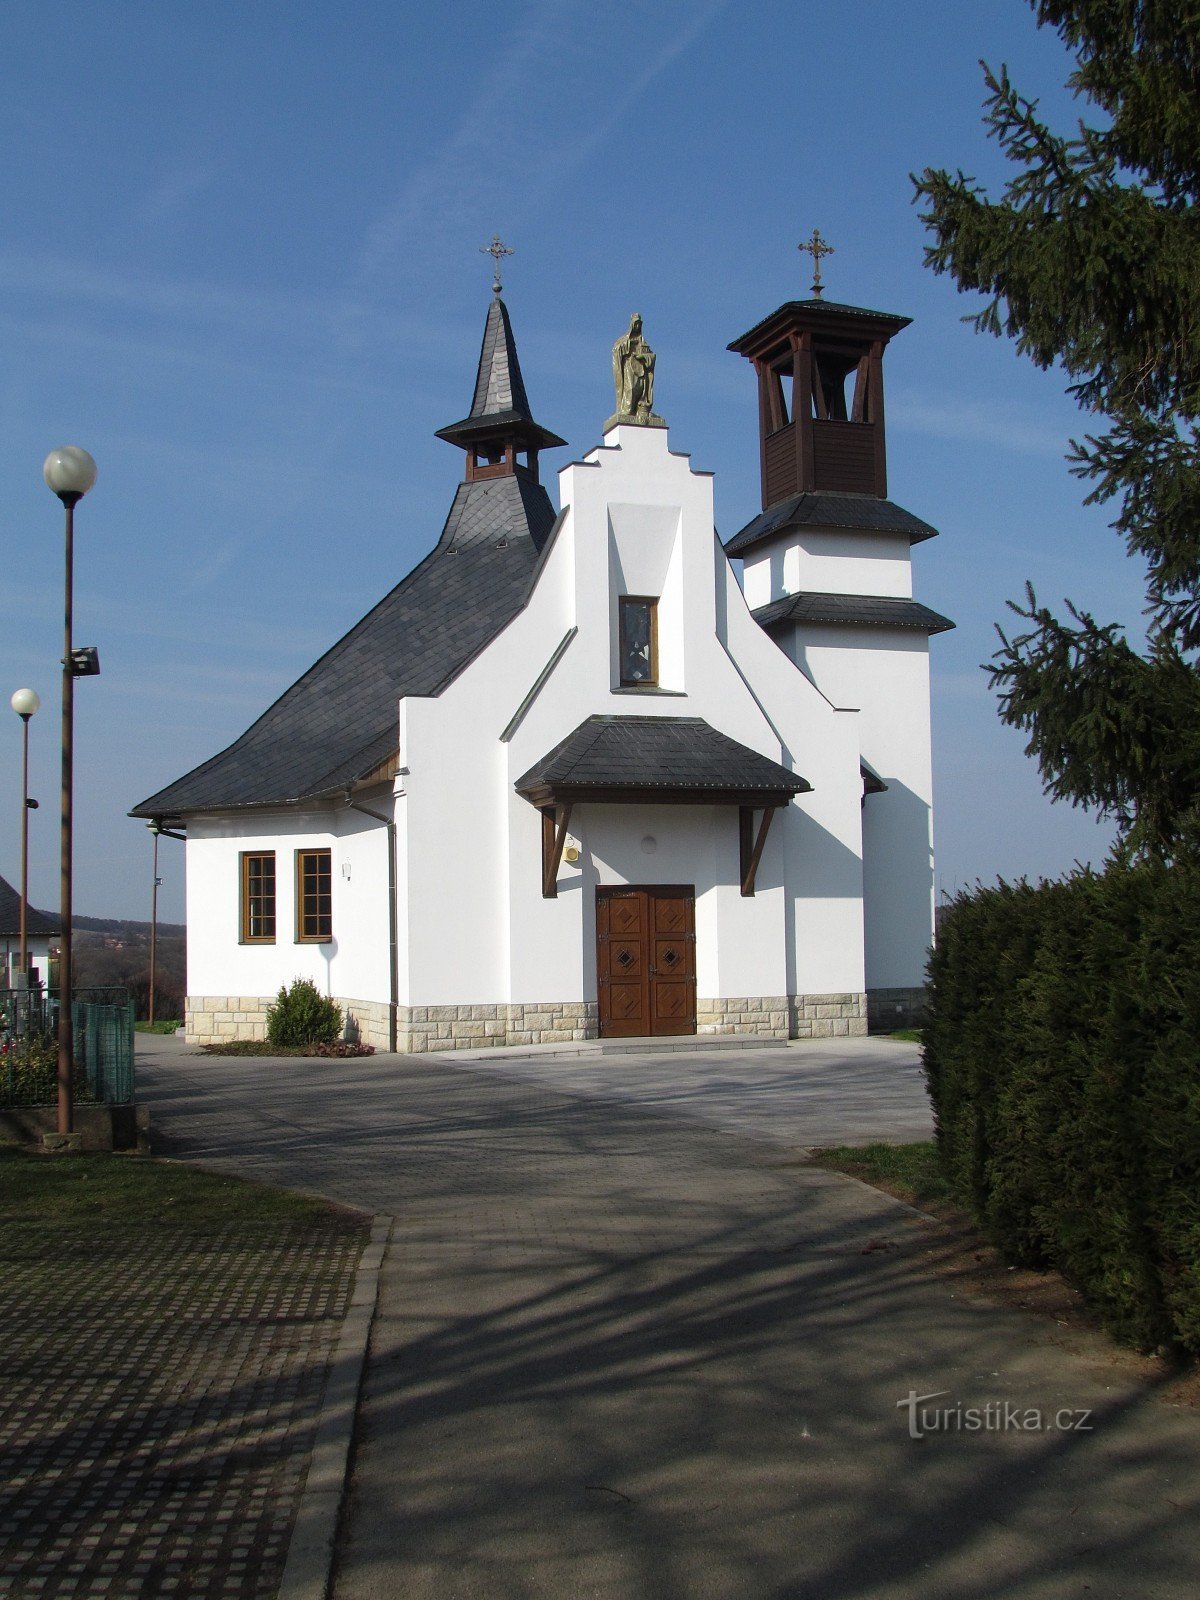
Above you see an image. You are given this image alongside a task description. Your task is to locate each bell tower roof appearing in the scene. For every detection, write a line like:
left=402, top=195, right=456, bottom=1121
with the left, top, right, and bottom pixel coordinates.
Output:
left=436, top=296, right=566, bottom=477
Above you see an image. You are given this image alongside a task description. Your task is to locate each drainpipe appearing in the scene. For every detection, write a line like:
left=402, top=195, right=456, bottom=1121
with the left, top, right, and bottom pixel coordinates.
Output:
left=346, top=794, right=398, bottom=1053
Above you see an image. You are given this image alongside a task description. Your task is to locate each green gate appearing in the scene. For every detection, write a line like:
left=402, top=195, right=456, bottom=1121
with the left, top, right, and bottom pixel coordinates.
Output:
left=0, top=988, right=135, bottom=1107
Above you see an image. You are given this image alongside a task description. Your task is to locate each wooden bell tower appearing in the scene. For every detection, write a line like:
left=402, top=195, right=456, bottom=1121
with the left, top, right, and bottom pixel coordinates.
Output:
left=727, top=298, right=910, bottom=512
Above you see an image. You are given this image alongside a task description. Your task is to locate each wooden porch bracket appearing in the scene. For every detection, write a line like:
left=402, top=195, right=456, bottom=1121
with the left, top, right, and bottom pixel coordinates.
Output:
left=739, top=805, right=779, bottom=897
left=540, top=804, right=573, bottom=898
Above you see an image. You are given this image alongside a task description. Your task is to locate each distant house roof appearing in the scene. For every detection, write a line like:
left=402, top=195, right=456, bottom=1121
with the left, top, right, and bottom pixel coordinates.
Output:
left=752, top=591, right=955, bottom=635
left=726, top=491, right=938, bottom=558
left=0, top=875, right=59, bottom=938
left=132, top=296, right=564, bottom=820
left=515, top=715, right=811, bottom=807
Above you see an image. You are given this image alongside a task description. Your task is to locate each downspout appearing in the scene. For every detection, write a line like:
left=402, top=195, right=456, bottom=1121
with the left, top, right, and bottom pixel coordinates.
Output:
left=346, top=794, right=399, bottom=1053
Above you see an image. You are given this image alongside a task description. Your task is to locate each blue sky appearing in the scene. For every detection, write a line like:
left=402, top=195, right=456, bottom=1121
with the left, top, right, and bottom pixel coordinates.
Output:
left=1, top=0, right=1136, bottom=922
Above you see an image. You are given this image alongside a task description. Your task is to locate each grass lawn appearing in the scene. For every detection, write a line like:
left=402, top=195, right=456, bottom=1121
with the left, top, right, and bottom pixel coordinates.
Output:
left=134, top=1019, right=182, bottom=1034
left=0, top=1145, right=348, bottom=1227
left=807, top=1140, right=952, bottom=1209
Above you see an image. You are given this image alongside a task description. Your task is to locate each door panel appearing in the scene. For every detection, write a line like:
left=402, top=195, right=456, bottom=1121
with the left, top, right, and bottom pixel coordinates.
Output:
left=598, top=886, right=695, bottom=1038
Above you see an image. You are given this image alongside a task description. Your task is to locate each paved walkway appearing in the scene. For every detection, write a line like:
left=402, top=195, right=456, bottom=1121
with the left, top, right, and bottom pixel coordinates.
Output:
left=137, top=1037, right=1199, bottom=1600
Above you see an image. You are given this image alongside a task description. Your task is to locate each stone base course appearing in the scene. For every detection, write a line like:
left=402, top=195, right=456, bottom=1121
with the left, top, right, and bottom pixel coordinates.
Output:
left=186, top=995, right=272, bottom=1044
left=698, top=997, right=789, bottom=1038
left=398, top=1001, right=599, bottom=1054
left=866, top=985, right=927, bottom=1033
left=790, top=992, right=868, bottom=1039
left=186, top=991, right=871, bottom=1048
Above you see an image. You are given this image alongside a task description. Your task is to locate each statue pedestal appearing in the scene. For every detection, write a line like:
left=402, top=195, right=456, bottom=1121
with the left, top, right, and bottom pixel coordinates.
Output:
left=604, top=412, right=667, bottom=433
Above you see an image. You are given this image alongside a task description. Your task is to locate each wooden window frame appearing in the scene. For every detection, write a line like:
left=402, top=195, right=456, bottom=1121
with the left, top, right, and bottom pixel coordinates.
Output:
left=240, top=851, right=277, bottom=944
left=618, top=595, right=659, bottom=688
left=295, top=848, right=333, bottom=944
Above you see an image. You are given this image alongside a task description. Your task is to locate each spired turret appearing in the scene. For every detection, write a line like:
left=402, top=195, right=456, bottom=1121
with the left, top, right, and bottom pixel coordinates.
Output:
left=436, top=295, right=565, bottom=484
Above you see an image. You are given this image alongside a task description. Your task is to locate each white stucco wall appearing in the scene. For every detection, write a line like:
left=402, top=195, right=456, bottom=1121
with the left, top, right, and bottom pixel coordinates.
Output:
left=777, top=624, right=935, bottom=989
left=185, top=804, right=392, bottom=1004
left=741, top=528, right=914, bottom=609
left=2, top=936, right=54, bottom=990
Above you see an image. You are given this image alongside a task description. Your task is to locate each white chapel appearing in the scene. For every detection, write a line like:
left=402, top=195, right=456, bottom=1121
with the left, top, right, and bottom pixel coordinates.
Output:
left=133, top=276, right=951, bottom=1050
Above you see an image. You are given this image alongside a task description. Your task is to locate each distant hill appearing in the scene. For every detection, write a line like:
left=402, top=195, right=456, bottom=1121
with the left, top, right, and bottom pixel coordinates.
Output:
left=72, top=917, right=187, bottom=1021
left=74, top=913, right=186, bottom=938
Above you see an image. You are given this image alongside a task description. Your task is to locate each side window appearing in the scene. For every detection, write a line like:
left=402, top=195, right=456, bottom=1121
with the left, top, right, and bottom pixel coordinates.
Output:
left=619, top=596, right=658, bottom=687
left=241, top=852, right=276, bottom=943
left=296, top=849, right=332, bottom=942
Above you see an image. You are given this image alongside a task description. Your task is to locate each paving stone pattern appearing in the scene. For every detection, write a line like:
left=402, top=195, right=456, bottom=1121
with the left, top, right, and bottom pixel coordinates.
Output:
left=0, top=1220, right=365, bottom=1599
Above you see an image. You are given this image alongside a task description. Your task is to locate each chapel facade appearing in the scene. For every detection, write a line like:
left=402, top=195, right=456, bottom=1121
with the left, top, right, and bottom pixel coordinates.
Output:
left=133, top=278, right=950, bottom=1049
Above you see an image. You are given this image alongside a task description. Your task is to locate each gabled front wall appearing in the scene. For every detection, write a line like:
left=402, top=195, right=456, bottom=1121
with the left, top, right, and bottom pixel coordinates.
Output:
left=397, top=424, right=868, bottom=1046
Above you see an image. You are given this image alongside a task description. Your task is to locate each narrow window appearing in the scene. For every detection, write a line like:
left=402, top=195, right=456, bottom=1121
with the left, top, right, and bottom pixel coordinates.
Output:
left=241, top=852, right=276, bottom=943
left=619, top=596, right=658, bottom=687
left=296, top=849, right=332, bottom=942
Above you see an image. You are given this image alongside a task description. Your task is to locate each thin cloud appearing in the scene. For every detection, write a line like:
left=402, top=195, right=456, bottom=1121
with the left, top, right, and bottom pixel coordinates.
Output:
left=891, top=390, right=1067, bottom=458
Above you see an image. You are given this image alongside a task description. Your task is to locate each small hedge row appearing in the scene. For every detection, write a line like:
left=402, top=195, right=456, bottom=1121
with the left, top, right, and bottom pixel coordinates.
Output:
left=924, top=861, right=1200, bottom=1354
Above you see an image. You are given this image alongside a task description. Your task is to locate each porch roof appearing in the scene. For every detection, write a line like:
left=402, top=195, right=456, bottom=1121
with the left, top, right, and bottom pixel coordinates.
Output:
left=515, top=715, right=811, bottom=808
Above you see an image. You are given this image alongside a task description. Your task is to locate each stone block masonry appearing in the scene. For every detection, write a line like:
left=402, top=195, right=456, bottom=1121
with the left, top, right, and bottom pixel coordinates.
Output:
left=185, top=995, right=272, bottom=1045
left=698, top=997, right=790, bottom=1039
left=790, top=992, right=868, bottom=1039
left=186, top=992, right=868, bottom=1048
left=397, top=1001, right=599, bottom=1054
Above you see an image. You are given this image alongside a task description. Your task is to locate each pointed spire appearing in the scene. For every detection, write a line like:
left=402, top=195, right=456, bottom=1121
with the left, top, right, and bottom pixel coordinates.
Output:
left=469, top=297, right=535, bottom=423
left=437, top=296, right=565, bottom=482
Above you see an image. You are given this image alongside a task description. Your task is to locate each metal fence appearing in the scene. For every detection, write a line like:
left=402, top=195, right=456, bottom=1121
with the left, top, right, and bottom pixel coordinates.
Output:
left=0, top=988, right=135, bottom=1107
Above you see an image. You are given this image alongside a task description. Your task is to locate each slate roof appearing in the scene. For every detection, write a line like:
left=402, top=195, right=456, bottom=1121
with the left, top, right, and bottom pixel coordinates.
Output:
left=436, top=297, right=565, bottom=451
left=132, top=475, right=559, bottom=817
left=515, top=716, right=811, bottom=803
left=0, top=874, right=59, bottom=937
left=752, top=591, right=955, bottom=635
left=726, top=491, right=938, bottom=558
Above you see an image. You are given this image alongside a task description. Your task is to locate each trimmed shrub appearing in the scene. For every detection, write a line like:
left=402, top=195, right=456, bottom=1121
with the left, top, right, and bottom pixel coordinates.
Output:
left=265, top=979, right=342, bottom=1049
left=925, top=860, right=1200, bottom=1354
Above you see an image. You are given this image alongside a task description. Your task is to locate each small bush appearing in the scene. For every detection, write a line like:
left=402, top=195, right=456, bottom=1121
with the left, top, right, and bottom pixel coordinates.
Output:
left=0, top=1033, right=94, bottom=1106
left=265, top=979, right=342, bottom=1049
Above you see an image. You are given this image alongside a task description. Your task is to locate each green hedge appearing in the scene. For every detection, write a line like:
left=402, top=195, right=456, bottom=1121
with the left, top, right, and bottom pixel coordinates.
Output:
left=924, top=861, right=1200, bottom=1354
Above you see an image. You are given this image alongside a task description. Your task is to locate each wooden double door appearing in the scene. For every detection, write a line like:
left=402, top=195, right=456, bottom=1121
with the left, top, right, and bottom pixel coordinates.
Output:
left=596, top=886, right=696, bottom=1037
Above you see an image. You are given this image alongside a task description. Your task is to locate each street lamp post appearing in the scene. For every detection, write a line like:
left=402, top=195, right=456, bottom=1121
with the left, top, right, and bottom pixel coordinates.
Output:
left=10, top=688, right=40, bottom=994
left=43, top=446, right=98, bottom=1139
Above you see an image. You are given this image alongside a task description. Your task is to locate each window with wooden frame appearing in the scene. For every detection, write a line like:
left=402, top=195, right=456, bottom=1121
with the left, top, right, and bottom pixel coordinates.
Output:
left=295, top=848, right=332, bottom=942
left=241, top=851, right=276, bottom=943
left=618, top=596, right=658, bottom=687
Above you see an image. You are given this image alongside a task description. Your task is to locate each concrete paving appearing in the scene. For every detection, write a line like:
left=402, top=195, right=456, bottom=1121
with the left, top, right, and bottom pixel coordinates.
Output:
left=136, top=1035, right=1200, bottom=1600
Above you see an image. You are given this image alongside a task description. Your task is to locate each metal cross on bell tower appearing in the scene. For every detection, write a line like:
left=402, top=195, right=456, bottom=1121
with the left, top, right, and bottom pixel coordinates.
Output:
left=480, top=233, right=514, bottom=295
left=798, top=228, right=835, bottom=299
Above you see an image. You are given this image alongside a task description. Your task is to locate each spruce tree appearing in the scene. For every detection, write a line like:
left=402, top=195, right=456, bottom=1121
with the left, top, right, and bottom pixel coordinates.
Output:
left=913, top=1, right=1200, bottom=859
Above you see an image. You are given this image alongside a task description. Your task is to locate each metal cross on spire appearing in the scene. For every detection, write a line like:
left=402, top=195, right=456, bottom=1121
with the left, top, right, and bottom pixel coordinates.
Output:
left=480, top=234, right=514, bottom=295
left=798, top=228, right=834, bottom=298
